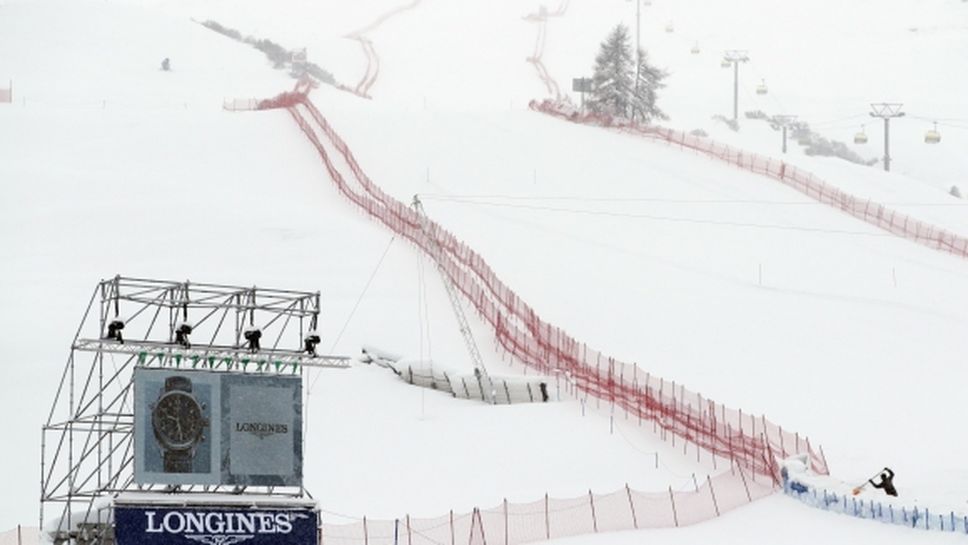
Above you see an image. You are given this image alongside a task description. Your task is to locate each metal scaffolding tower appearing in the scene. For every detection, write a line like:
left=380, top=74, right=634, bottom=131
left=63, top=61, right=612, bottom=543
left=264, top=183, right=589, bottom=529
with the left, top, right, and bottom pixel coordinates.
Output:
left=40, top=276, right=349, bottom=543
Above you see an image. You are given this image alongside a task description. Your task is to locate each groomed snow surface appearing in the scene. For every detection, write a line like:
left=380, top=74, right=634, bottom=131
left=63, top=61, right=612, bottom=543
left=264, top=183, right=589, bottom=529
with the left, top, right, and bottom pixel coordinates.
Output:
left=1, top=0, right=967, bottom=544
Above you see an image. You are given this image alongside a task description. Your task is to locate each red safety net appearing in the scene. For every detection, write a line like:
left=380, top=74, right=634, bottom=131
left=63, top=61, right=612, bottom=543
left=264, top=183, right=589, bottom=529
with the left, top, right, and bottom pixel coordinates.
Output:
left=258, top=86, right=829, bottom=485
left=343, top=0, right=423, bottom=98
left=319, top=474, right=775, bottom=545
left=529, top=99, right=968, bottom=260
left=522, top=2, right=569, bottom=101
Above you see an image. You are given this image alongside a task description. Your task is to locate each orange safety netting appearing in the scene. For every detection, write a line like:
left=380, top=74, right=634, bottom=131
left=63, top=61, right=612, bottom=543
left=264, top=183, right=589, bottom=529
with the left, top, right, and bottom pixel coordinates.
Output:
left=258, top=88, right=829, bottom=484
left=319, top=474, right=775, bottom=545
left=529, top=99, right=968, bottom=260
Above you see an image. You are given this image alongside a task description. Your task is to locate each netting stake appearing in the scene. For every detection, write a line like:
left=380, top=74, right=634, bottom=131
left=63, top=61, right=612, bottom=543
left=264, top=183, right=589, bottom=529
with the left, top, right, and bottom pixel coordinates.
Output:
left=503, top=498, right=508, bottom=545
left=707, top=475, right=721, bottom=516
left=588, top=490, right=598, bottom=532
left=625, top=483, right=639, bottom=529
left=544, top=493, right=550, bottom=539
left=668, top=486, right=679, bottom=527
left=737, top=465, right=753, bottom=502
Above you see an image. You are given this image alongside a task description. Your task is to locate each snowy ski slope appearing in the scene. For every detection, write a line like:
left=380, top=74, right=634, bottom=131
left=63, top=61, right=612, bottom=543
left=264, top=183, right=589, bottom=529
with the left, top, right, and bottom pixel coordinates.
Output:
left=1, top=0, right=967, bottom=543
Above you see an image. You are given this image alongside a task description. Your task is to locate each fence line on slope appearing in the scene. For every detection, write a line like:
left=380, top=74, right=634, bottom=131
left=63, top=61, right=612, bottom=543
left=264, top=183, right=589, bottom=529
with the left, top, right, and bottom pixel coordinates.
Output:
left=782, top=474, right=968, bottom=535
left=344, top=0, right=423, bottom=98
left=262, top=88, right=828, bottom=488
left=529, top=99, right=968, bottom=260
left=523, top=1, right=569, bottom=100
left=320, top=474, right=775, bottom=545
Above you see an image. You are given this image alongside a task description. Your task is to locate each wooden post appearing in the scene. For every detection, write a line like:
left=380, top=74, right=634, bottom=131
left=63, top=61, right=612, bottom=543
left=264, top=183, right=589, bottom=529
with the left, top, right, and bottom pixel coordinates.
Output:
left=588, top=490, right=598, bottom=532
left=625, top=483, right=639, bottom=529
left=406, top=514, right=412, bottom=545
left=668, top=486, right=679, bottom=527
left=363, top=516, right=369, bottom=545
left=707, top=475, right=721, bottom=516
left=450, top=510, right=455, bottom=545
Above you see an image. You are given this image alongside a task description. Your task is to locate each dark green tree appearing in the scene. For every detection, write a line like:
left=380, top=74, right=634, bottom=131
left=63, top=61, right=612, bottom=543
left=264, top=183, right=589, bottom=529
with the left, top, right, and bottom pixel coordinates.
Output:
left=588, top=25, right=635, bottom=118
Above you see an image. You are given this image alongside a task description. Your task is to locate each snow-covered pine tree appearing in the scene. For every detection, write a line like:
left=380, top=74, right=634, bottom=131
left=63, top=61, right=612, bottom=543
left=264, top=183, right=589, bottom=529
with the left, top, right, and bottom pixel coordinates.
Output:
left=588, top=25, right=635, bottom=118
left=630, top=49, right=668, bottom=123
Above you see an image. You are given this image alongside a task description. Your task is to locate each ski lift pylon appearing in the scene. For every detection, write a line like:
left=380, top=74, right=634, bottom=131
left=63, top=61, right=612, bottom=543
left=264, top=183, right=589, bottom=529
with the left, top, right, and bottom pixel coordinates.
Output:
left=925, top=122, right=941, bottom=144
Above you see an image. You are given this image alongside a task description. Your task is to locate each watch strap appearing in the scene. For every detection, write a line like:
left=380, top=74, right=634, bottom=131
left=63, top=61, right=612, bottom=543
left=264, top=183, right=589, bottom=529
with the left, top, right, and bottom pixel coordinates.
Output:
left=163, top=449, right=193, bottom=473
left=164, top=376, right=192, bottom=393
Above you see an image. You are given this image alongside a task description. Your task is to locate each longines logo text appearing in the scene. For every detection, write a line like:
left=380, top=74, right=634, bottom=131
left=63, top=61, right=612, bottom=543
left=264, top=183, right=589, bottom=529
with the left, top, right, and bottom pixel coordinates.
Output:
left=235, top=422, right=288, bottom=439
left=144, top=510, right=306, bottom=544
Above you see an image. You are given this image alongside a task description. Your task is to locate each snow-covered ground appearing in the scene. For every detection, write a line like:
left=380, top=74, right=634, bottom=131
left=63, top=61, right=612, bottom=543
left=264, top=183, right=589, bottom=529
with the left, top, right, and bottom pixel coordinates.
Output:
left=1, top=0, right=967, bottom=543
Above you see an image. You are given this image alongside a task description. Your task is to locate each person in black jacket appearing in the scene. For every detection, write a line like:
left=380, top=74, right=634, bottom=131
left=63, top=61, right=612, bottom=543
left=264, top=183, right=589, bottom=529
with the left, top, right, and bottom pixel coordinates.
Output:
left=869, top=468, right=898, bottom=497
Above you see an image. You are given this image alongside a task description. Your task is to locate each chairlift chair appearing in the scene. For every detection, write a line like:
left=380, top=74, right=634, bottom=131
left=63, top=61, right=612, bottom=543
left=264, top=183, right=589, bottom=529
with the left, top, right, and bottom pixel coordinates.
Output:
left=925, top=122, right=941, bottom=144
left=691, top=43, right=700, bottom=55
left=665, top=22, right=675, bottom=33
left=721, top=58, right=732, bottom=68
left=756, top=79, right=768, bottom=95
left=854, top=125, right=868, bottom=144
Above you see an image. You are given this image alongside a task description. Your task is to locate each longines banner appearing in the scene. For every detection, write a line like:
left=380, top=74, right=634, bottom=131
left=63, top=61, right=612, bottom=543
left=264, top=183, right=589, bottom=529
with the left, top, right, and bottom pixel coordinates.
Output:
left=114, top=506, right=318, bottom=545
left=134, top=368, right=303, bottom=486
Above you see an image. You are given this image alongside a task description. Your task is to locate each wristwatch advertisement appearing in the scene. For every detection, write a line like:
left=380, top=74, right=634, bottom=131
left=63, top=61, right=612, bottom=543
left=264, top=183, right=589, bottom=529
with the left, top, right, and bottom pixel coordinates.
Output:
left=151, top=375, right=209, bottom=473
left=135, top=369, right=219, bottom=485
left=133, top=368, right=303, bottom=487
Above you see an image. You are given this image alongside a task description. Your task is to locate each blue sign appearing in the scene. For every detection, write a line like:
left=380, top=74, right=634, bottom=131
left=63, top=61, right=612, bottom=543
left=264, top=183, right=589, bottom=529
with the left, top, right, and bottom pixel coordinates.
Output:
left=115, top=506, right=318, bottom=545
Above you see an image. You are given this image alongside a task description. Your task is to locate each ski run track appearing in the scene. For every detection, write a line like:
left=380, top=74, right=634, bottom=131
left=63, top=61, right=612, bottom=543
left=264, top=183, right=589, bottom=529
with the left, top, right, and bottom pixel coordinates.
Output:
left=236, top=0, right=968, bottom=539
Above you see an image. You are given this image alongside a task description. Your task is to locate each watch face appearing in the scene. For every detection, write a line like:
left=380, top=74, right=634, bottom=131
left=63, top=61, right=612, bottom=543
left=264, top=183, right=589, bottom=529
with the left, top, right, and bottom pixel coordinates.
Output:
left=152, top=391, right=205, bottom=449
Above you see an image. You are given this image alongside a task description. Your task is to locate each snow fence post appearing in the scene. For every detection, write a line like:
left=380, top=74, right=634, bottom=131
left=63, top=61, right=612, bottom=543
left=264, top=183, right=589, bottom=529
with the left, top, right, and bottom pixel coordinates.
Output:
left=625, top=484, right=639, bottom=529
left=588, top=490, right=598, bottom=532
left=363, top=516, right=369, bottom=545
left=406, top=514, right=412, bottom=545
left=545, top=493, right=550, bottom=539
left=668, top=486, right=679, bottom=527
left=707, top=475, right=721, bottom=517
left=503, top=499, right=508, bottom=545
left=450, top=511, right=455, bottom=545
left=394, top=519, right=399, bottom=545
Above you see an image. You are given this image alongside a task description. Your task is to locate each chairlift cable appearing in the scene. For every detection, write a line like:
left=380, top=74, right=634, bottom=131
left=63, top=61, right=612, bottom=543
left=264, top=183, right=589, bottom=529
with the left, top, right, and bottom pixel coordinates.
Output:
left=425, top=199, right=890, bottom=237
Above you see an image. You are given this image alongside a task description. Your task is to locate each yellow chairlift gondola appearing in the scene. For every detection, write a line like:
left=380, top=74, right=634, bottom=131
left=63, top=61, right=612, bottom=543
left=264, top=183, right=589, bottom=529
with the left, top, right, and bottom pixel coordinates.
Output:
left=691, top=42, right=700, bottom=55
left=756, top=79, right=768, bottom=95
left=721, top=58, right=732, bottom=68
left=854, top=125, right=868, bottom=144
left=665, top=22, right=675, bottom=33
left=925, top=122, right=941, bottom=144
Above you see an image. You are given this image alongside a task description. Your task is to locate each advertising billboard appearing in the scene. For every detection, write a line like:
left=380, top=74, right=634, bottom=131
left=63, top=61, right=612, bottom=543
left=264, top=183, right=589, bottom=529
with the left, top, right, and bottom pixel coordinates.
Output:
left=115, top=505, right=318, bottom=545
left=134, top=368, right=302, bottom=487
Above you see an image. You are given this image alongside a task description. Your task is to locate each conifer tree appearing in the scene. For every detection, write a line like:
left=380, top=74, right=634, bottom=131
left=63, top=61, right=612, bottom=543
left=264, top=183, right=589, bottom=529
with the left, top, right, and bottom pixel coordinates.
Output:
left=588, top=25, right=635, bottom=117
left=630, top=49, right=668, bottom=123
left=588, top=25, right=667, bottom=124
